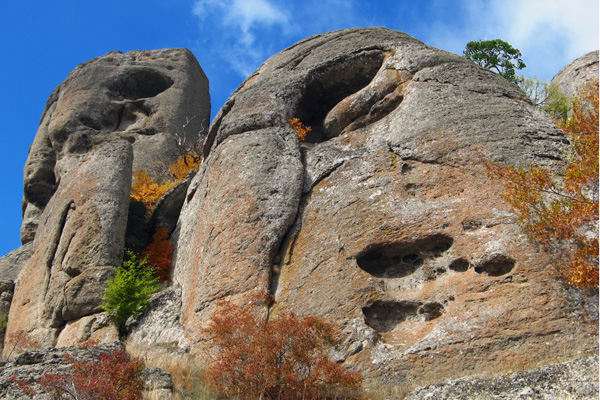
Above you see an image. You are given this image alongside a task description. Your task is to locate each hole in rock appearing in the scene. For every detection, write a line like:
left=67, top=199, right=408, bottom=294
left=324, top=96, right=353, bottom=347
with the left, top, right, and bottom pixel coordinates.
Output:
left=449, top=258, right=470, bottom=272
left=362, top=300, right=420, bottom=332
left=474, top=254, right=516, bottom=276
left=419, top=302, right=445, bottom=321
left=356, top=234, right=454, bottom=278
left=109, top=69, right=174, bottom=100
left=295, top=51, right=384, bottom=143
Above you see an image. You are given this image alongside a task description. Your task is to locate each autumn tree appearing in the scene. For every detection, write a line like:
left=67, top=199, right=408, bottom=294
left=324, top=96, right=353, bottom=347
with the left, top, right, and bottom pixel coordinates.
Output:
left=486, top=80, right=599, bottom=288
left=464, top=39, right=526, bottom=82
left=202, top=291, right=363, bottom=400
left=141, top=226, right=174, bottom=283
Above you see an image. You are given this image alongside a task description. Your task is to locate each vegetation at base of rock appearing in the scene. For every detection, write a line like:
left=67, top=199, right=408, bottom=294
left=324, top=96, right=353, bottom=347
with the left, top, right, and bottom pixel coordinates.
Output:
left=101, top=251, right=159, bottom=329
left=289, top=118, right=312, bottom=142
left=131, top=153, right=202, bottom=212
left=141, top=226, right=174, bottom=283
left=11, top=345, right=144, bottom=400
left=463, top=39, right=526, bottom=82
left=518, top=77, right=572, bottom=122
left=486, top=80, right=599, bottom=288
left=201, top=290, right=363, bottom=400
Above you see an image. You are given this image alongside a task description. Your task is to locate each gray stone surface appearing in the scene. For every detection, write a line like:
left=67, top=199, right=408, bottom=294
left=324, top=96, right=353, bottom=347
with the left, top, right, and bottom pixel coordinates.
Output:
left=21, top=48, right=210, bottom=244
left=551, top=50, right=599, bottom=99
left=5, top=140, right=133, bottom=352
left=0, top=242, right=33, bottom=282
left=404, top=356, right=599, bottom=400
left=127, top=284, right=186, bottom=349
left=173, top=28, right=595, bottom=387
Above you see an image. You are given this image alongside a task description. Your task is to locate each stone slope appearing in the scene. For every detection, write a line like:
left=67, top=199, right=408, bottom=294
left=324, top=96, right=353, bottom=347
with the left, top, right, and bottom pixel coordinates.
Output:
left=174, top=28, right=597, bottom=384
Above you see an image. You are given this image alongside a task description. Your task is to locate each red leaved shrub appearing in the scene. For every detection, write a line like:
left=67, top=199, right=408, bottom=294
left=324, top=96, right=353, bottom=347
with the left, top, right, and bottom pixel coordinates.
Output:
left=202, top=291, right=363, bottom=400
left=141, top=226, right=174, bottom=283
left=12, top=348, right=144, bottom=400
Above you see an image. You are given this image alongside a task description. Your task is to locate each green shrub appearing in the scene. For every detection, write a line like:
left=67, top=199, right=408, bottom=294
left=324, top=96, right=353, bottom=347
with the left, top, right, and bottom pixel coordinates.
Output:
left=101, top=251, right=159, bottom=331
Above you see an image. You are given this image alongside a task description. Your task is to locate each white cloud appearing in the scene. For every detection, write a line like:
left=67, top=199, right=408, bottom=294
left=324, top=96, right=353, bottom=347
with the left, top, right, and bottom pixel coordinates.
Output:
left=193, top=0, right=290, bottom=75
left=426, top=0, right=599, bottom=81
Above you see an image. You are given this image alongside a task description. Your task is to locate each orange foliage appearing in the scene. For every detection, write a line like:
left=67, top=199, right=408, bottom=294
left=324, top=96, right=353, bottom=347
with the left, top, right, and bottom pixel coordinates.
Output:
left=289, top=118, right=312, bottom=142
left=202, top=291, right=363, bottom=400
left=141, top=226, right=174, bottom=283
left=130, top=170, right=175, bottom=211
left=485, top=81, right=599, bottom=288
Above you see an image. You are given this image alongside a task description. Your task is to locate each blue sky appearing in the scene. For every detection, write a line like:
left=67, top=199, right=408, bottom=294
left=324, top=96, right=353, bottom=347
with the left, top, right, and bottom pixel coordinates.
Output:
left=0, top=0, right=598, bottom=257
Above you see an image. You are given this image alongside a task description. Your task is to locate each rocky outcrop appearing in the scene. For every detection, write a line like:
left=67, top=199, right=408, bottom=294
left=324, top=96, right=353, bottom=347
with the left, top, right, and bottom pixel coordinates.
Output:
left=21, top=48, right=210, bottom=245
left=4, top=140, right=132, bottom=354
left=173, top=27, right=597, bottom=386
left=3, top=28, right=598, bottom=390
left=551, top=50, right=599, bottom=98
left=0, top=242, right=33, bottom=282
left=404, top=356, right=599, bottom=400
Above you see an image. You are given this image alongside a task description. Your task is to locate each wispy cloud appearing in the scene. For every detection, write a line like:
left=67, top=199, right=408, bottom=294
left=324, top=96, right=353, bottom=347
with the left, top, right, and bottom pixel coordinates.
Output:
left=192, top=0, right=291, bottom=76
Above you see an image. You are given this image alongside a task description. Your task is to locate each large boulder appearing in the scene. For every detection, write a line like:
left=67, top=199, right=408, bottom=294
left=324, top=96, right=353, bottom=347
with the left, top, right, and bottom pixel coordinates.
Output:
left=174, top=27, right=597, bottom=386
left=551, top=50, right=599, bottom=98
left=4, top=140, right=132, bottom=355
left=21, top=48, right=210, bottom=245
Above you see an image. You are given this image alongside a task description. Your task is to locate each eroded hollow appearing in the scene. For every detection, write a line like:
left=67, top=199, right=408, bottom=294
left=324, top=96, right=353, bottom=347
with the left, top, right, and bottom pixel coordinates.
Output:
left=363, top=300, right=446, bottom=332
left=474, top=254, right=516, bottom=276
left=109, top=68, right=174, bottom=100
left=449, top=258, right=470, bottom=272
left=295, top=51, right=384, bottom=143
left=356, top=234, right=454, bottom=278
left=363, top=300, right=420, bottom=332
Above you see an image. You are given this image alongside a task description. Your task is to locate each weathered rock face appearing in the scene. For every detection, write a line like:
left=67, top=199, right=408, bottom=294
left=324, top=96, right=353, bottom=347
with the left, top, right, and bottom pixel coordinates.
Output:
left=551, top=50, right=599, bottom=98
left=21, top=48, right=210, bottom=245
left=174, top=27, right=597, bottom=385
left=404, top=356, right=598, bottom=400
left=4, top=140, right=132, bottom=354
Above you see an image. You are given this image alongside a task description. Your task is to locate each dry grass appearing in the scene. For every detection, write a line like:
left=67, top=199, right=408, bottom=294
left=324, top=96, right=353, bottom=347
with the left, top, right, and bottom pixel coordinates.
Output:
left=126, top=342, right=218, bottom=400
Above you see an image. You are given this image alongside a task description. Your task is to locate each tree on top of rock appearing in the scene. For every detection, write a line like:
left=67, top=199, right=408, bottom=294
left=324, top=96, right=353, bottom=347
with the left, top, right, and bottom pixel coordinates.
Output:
left=463, top=39, right=526, bottom=82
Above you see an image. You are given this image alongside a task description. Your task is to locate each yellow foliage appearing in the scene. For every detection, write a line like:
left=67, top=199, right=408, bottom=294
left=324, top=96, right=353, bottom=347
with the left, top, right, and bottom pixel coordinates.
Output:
left=131, top=152, right=203, bottom=213
left=288, top=118, right=312, bottom=142
left=169, top=153, right=202, bottom=182
left=130, top=171, right=175, bottom=211
left=485, top=80, right=599, bottom=288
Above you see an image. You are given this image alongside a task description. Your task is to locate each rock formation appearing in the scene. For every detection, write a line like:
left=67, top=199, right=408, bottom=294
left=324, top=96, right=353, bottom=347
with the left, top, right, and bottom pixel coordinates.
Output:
left=551, top=50, right=599, bottom=99
left=4, top=49, right=210, bottom=355
left=1, top=28, right=598, bottom=394
left=173, top=28, right=597, bottom=385
left=21, top=48, right=209, bottom=245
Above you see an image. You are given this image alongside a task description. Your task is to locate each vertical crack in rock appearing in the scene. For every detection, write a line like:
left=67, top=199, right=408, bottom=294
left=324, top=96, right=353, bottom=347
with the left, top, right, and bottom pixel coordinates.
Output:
left=42, top=201, right=74, bottom=299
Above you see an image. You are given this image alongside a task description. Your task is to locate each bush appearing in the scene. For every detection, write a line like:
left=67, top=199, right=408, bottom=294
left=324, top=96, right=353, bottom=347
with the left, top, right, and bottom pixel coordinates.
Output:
left=141, top=226, right=174, bottom=283
left=485, top=80, right=599, bottom=288
left=101, top=251, right=159, bottom=330
left=289, top=118, right=312, bottom=142
left=202, top=291, right=363, bottom=400
left=12, top=346, right=144, bottom=400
